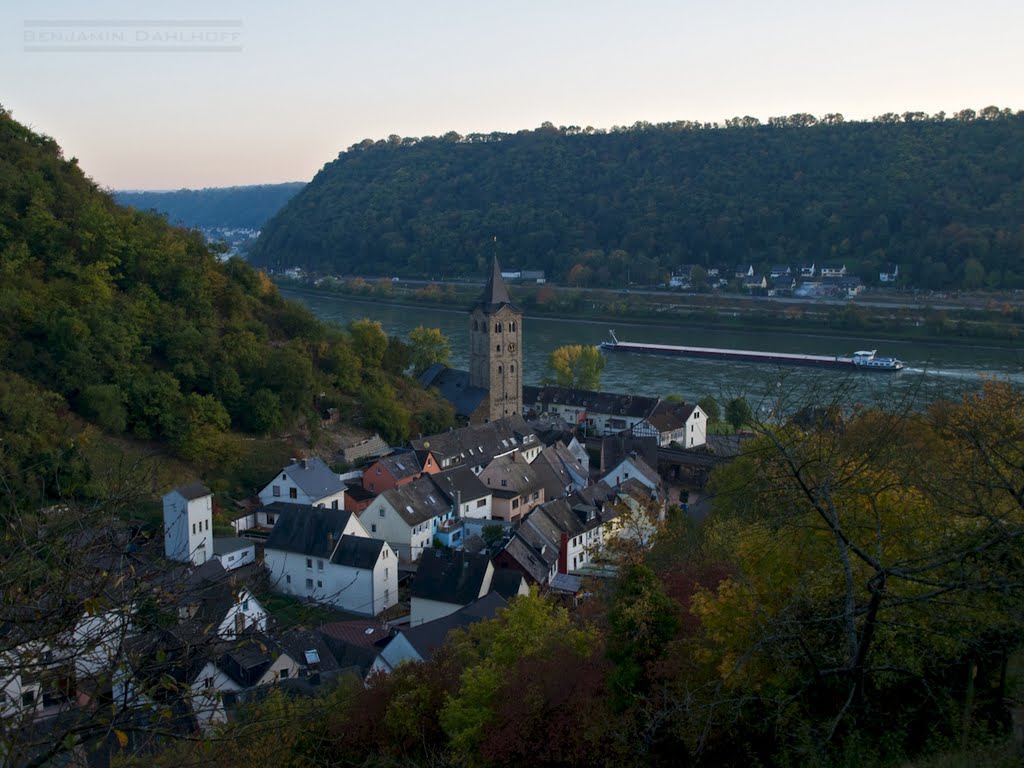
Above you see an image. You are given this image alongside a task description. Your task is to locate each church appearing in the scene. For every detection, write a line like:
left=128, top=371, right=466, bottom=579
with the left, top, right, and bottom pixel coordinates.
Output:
left=417, top=257, right=523, bottom=424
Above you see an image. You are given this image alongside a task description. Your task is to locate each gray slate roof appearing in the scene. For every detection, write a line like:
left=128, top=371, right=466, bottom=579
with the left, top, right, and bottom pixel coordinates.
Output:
left=400, top=591, right=507, bottom=659
left=411, top=416, right=537, bottom=467
left=478, top=452, right=544, bottom=498
left=379, top=475, right=452, bottom=527
left=280, top=457, right=346, bottom=500
left=471, top=256, right=518, bottom=314
left=212, top=537, right=253, bottom=556
left=372, top=452, right=422, bottom=481
left=431, top=465, right=490, bottom=505
left=411, top=549, right=491, bottom=605
left=264, top=504, right=353, bottom=559
left=171, top=481, right=211, bottom=501
left=524, top=385, right=658, bottom=420
left=500, top=532, right=555, bottom=585
left=417, top=365, right=488, bottom=420
left=331, top=535, right=385, bottom=569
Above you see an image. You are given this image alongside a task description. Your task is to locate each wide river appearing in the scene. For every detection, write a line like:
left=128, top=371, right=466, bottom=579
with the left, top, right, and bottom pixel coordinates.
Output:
left=282, top=287, right=1024, bottom=414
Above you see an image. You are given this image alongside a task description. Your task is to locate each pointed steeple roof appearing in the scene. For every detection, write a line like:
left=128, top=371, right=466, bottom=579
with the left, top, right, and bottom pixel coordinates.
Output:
left=473, top=255, right=519, bottom=313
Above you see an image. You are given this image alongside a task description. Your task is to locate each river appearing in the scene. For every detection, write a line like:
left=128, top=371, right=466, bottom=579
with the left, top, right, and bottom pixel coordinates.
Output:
left=282, top=287, right=1024, bottom=414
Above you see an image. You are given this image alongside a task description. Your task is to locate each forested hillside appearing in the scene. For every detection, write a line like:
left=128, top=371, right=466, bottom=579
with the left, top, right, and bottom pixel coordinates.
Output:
left=116, top=182, right=304, bottom=230
left=251, top=109, right=1024, bottom=290
left=0, top=106, right=449, bottom=506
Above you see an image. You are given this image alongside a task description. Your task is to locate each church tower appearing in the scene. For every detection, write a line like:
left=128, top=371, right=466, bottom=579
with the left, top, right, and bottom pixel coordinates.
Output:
left=469, top=257, right=523, bottom=422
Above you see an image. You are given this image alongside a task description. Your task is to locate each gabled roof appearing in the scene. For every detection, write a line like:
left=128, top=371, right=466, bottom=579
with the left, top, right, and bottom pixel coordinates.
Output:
left=571, top=479, right=616, bottom=510
left=604, top=454, right=662, bottom=493
left=471, top=255, right=518, bottom=314
left=331, top=535, right=385, bottom=569
left=370, top=451, right=422, bottom=481
left=524, top=385, right=658, bottom=420
left=601, top=434, right=658, bottom=473
left=490, top=568, right=527, bottom=600
left=411, top=416, right=537, bottom=466
left=318, top=620, right=392, bottom=675
left=417, top=365, right=489, bottom=421
left=379, top=475, right=452, bottom=526
left=170, top=481, right=211, bottom=501
left=411, top=549, right=491, bottom=605
left=478, top=452, right=544, bottom=498
left=278, top=457, right=346, bottom=501
left=644, top=401, right=695, bottom=433
left=430, top=465, right=490, bottom=505
left=264, top=504, right=352, bottom=559
left=531, top=446, right=575, bottom=500
left=499, top=531, right=556, bottom=584
left=399, top=591, right=507, bottom=659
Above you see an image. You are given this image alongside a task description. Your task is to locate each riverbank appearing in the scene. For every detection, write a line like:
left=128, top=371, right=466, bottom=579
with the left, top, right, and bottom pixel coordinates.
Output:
left=280, top=278, right=1024, bottom=352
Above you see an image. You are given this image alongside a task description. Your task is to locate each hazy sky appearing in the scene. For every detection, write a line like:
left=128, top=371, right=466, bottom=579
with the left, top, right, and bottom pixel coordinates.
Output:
left=4, top=0, right=1022, bottom=190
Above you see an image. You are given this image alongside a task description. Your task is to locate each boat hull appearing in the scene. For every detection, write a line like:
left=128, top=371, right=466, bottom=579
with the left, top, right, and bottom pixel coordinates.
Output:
left=599, top=340, right=904, bottom=371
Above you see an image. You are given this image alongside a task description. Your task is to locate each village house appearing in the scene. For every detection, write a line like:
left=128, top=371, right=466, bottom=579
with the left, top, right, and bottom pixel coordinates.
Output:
left=530, top=441, right=589, bottom=500
left=430, top=465, right=493, bottom=520
left=602, top=451, right=665, bottom=503
left=410, top=415, right=541, bottom=474
left=257, top=457, right=347, bottom=510
left=263, top=505, right=398, bottom=615
left=162, top=482, right=213, bottom=566
left=360, top=451, right=427, bottom=494
left=409, top=550, right=527, bottom=626
left=476, top=451, right=546, bottom=523
left=632, top=400, right=708, bottom=448
left=491, top=523, right=560, bottom=586
left=523, top=385, right=659, bottom=437
left=358, top=474, right=455, bottom=561
left=372, top=592, right=509, bottom=673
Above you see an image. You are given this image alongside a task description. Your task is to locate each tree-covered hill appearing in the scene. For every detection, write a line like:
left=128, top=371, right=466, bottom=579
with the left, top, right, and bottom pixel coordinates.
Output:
left=0, top=106, right=451, bottom=506
left=115, top=182, right=304, bottom=230
left=250, top=109, right=1024, bottom=290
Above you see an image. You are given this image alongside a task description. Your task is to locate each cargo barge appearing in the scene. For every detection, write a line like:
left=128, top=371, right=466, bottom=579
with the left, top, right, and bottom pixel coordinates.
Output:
left=598, top=331, right=904, bottom=371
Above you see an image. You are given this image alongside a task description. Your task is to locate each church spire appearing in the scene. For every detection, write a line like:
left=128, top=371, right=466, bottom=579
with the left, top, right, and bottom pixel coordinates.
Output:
left=474, top=254, right=517, bottom=312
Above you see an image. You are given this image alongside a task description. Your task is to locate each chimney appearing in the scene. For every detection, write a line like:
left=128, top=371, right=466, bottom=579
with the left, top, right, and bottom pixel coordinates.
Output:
left=301, top=459, right=308, bottom=470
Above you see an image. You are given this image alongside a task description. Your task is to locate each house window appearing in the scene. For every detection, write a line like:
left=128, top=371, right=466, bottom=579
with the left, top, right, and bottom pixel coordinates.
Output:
left=192, top=523, right=196, bottom=534
left=22, top=690, right=35, bottom=707
left=280, top=669, right=289, bottom=679
left=242, top=599, right=249, bottom=610
left=379, top=509, right=385, bottom=517
left=532, top=492, right=539, bottom=500
left=501, top=479, right=507, bottom=487
left=289, top=488, right=298, bottom=499
left=477, top=499, right=486, bottom=508
left=286, top=575, right=291, bottom=584
left=273, top=485, right=281, bottom=497
left=332, top=500, right=339, bottom=509
left=267, top=513, right=275, bottom=524
left=228, top=555, right=235, bottom=562
left=371, top=524, right=377, bottom=533
left=384, top=588, right=390, bottom=603
left=306, top=558, right=313, bottom=569
left=317, top=559, right=324, bottom=570
left=305, top=578, right=313, bottom=590
left=512, top=498, right=520, bottom=509
left=317, top=580, right=323, bottom=588
left=385, top=567, right=388, bottom=578
left=204, top=677, right=214, bottom=689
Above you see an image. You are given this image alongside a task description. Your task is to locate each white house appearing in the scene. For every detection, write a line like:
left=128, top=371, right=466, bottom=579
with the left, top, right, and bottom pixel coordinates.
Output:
left=523, top=385, right=659, bottom=437
left=410, top=550, right=495, bottom=626
left=258, top=457, right=347, bottom=510
left=263, top=505, right=398, bottom=616
left=632, top=401, right=707, bottom=448
left=162, top=482, right=213, bottom=565
left=602, top=453, right=664, bottom=501
left=359, top=475, right=454, bottom=561
left=430, top=465, right=493, bottom=521
left=178, top=560, right=269, bottom=640
left=212, top=537, right=256, bottom=571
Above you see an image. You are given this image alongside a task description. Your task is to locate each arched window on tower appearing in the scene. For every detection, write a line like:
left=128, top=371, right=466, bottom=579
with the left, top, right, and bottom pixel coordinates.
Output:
left=498, top=365, right=502, bottom=374
left=510, top=321, right=517, bottom=332
left=473, top=320, right=478, bottom=331
left=510, top=364, right=515, bottom=373
left=495, top=322, right=502, bottom=333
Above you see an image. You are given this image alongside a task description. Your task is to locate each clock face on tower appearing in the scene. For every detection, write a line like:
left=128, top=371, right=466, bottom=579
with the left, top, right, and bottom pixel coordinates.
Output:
left=507, top=342, right=516, bottom=353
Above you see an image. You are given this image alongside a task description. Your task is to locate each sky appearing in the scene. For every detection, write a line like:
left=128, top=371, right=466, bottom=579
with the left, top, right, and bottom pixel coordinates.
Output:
left=3, top=0, right=1022, bottom=190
